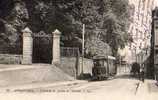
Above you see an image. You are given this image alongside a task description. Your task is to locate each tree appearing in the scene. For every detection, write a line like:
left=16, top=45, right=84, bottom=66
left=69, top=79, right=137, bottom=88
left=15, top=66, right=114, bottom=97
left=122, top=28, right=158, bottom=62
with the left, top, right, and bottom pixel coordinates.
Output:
left=24, top=0, right=132, bottom=57
left=101, top=0, right=132, bottom=56
left=0, top=0, right=132, bottom=57
left=79, top=0, right=132, bottom=57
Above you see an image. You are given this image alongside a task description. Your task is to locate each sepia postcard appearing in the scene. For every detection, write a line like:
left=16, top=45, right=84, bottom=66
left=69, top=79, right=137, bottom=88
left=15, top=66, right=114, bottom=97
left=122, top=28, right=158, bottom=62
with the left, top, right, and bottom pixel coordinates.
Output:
left=0, top=0, right=158, bottom=100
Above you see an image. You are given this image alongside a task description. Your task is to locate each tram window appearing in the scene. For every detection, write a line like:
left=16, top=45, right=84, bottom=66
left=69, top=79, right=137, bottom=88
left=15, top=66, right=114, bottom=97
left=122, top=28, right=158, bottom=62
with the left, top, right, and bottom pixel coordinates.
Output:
left=94, top=60, right=100, bottom=67
left=94, top=60, right=104, bottom=66
left=99, top=60, right=104, bottom=66
left=104, top=61, right=107, bottom=66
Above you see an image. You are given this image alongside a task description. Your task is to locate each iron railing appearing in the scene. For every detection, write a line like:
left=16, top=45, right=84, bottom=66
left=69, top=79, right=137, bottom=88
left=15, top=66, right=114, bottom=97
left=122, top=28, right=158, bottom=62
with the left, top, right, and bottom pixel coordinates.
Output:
left=61, top=47, right=79, bottom=57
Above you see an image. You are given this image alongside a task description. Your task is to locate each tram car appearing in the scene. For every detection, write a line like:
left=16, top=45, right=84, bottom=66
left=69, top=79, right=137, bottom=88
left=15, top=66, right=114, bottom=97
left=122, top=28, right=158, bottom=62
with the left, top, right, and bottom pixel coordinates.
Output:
left=92, top=56, right=117, bottom=80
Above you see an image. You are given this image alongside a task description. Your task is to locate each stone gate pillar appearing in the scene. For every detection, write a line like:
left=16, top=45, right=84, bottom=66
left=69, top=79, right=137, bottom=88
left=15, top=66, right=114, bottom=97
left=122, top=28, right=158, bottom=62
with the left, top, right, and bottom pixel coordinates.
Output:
left=52, top=29, right=61, bottom=64
left=22, top=27, right=33, bottom=64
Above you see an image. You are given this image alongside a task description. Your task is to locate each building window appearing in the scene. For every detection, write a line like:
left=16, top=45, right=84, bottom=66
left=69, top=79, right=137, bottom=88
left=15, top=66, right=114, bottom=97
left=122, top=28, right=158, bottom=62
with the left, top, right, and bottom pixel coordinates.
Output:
left=131, top=4, right=135, bottom=17
left=138, top=0, right=142, bottom=20
left=141, top=14, right=144, bottom=26
left=155, top=50, right=158, bottom=54
left=146, top=14, right=148, bottom=23
left=136, top=29, right=138, bottom=40
left=147, top=0, right=150, bottom=9
left=142, top=0, right=146, bottom=10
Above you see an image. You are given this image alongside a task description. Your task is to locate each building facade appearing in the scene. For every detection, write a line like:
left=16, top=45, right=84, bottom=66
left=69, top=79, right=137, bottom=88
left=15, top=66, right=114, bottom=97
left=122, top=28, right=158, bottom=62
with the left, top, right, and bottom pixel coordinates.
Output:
left=122, top=0, right=157, bottom=64
left=151, top=8, right=158, bottom=79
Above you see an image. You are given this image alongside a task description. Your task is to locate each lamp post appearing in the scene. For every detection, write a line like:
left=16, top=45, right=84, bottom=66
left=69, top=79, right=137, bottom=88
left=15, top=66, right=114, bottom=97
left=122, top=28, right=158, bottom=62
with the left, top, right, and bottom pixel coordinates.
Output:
left=81, top=24, right=85, bottom=74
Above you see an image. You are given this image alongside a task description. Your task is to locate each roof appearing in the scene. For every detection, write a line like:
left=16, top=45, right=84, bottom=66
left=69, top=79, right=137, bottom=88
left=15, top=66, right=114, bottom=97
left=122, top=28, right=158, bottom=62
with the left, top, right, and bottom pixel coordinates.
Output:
left=93, top=55, right=116, bottom=60
left=107, top=56, right=116, bottom=60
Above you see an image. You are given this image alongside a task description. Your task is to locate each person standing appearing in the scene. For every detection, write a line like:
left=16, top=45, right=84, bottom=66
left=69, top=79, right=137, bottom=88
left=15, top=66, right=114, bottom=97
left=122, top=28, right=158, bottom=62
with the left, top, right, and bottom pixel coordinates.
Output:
left=140, top=66, right=145, bottom=82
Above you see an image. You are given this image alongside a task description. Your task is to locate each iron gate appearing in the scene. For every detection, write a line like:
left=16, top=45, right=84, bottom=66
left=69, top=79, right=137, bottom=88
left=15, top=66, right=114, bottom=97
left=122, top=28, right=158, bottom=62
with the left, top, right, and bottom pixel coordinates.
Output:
left=32, top=31, right=52, bottom=64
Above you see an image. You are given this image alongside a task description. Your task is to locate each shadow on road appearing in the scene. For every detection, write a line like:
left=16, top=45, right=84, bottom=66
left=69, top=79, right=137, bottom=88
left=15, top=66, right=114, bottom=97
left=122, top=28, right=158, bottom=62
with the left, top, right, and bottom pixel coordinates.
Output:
left=88, top=74, right=141, bottom=82
left=114, top=74, right=140, bottom=80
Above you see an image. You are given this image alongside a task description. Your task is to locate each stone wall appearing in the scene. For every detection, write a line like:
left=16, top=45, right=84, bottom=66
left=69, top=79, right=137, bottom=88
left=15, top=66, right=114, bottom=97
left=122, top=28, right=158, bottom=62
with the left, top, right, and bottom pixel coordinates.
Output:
left=78, top=57, right=93, bottom=76
left=0, top=54, right=22, bottom=64
left=60, top=57, right=93, bottom=77
left=60, top=57, right=77, bottom=77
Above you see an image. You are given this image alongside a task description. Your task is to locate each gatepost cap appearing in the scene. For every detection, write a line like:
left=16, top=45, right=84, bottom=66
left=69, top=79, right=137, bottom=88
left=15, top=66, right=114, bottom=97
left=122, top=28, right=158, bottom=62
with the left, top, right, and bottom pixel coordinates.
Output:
left=53, top=29, right=61, bottom=35
left=22, top=27, right=32, bottom=33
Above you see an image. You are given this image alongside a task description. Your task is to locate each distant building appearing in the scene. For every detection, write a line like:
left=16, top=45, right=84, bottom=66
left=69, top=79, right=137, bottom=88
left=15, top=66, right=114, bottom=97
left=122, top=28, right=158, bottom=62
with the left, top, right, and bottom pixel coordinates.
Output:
left=121, top=0, right=157, bottom=63
left=151, top=7, right=158, bottom=79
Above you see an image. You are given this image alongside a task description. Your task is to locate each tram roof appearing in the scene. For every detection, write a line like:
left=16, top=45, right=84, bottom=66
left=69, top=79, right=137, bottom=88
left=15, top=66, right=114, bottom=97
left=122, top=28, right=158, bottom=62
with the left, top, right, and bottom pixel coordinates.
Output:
left=107, top=56, right=116, bottom=60
left=93, top=55, right=116, bottom=60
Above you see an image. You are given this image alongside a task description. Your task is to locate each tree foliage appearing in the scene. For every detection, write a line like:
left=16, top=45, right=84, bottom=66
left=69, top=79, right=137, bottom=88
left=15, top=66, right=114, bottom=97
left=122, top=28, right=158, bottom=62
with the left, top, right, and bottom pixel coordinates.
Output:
left=0, top=0, right=132, bottom=57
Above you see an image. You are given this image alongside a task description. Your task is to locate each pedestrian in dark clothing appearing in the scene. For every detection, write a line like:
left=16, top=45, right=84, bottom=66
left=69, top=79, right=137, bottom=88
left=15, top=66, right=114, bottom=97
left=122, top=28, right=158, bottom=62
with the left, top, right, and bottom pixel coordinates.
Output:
left=140, top=67, right=145, bottom=82
left=130, top=62, right=140, bottom=78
